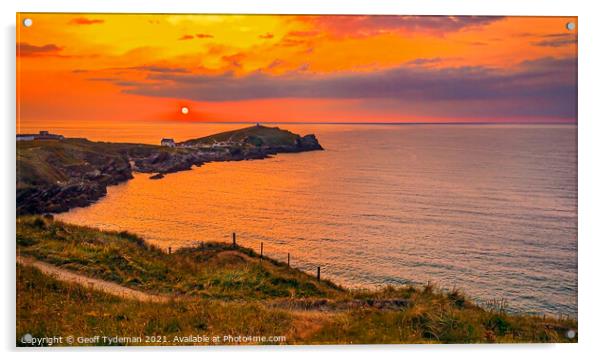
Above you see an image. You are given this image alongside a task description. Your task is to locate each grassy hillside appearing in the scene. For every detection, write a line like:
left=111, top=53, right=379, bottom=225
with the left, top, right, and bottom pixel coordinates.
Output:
left=17, top=216, right=343, bottom=300
left=16, top=216, right=577, bottom=345
left=179, top=125, right=301, bottom=147
left=18, top=139, right=124, bottom=189
left=17, top=265, right=294, bottom=346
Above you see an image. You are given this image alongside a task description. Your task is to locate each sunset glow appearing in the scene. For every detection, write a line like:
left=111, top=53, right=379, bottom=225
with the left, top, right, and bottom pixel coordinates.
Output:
left=17, top=14, right=577, bottom=127
left=15, top=14, right=580, bottom=342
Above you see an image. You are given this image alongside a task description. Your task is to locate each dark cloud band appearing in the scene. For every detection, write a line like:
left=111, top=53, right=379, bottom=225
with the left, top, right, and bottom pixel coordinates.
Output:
left=93, top=56, right=576, bottom=120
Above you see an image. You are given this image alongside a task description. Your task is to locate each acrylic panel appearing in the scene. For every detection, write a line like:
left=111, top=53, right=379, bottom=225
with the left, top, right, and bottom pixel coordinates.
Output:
left=16, top=13, right=577, bottom=346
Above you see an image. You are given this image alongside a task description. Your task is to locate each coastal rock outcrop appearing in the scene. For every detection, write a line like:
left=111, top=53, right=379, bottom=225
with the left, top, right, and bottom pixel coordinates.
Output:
left=296, top=134, right=323, bottom=151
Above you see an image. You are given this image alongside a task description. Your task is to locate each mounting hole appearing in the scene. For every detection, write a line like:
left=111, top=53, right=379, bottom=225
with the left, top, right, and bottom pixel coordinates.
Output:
left=566, top=22, right=575, bottom=31
left=23, top=18, right=33, bottom=28
left=566, top=329, right=576, bottom=339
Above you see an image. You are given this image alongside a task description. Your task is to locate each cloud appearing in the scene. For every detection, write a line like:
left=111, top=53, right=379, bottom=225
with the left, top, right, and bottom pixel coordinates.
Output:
left=532, top=33, right=577, bottom=47
left=69, top=17, right=104, bottom=25
left=129, top=57, right=572, bottom=100
left=266, top=59, right=284, bottom=70
left=279, top=38, right=307, bottom=47
left=406, top=57, right=444, bottom=66
left=113, top=81, right=140, bottom=87
left=127, top=65, right=189, bottom=73
left=17, top=42, right=62, bottom=56
left=108, top=56, right=575, bottom=120
left=179, top=34, right=213, bottom=40
left=274, top=30, right=321, bottom=49
left=74, top=65, right=188, bottom=78
left=87, top=77, right=119, bottom=82
left=288, top=30, right=320, bottom=37
left=303, top=15, right=505, bottom=37
left=222, top=53, right=245, bottom=68
left=259, top=33, right=274, bottom=39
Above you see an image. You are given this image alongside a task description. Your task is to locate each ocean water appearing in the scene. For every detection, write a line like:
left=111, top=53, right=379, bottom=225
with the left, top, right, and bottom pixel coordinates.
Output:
left=54, top=123, right=577, bottom=316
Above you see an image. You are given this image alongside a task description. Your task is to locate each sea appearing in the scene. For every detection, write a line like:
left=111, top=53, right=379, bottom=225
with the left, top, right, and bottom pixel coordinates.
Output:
left=27, top=121, right=577, bottom=316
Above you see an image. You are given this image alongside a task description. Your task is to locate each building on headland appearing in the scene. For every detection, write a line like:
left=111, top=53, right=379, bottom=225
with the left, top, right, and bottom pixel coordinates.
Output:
left=161, top=138, right=176, bottom=147
left=16, top=130, right=64, bottom=141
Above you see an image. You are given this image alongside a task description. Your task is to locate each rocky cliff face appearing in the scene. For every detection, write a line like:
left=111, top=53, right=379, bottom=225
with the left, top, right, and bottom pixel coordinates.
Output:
left=131, top=151, right=206, bottom=174
left=17, top=153, right=133, bottom=215
left=296, top=134, right=323, bottom=151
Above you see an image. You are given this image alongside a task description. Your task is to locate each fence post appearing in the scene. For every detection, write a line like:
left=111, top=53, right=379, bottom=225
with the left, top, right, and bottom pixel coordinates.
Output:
left=232, top=232, right=236, bottom=246
left=287, top=253, right=290, bottom=267
left=260, top=242, right=264, bottom=259
left=168, top=246, right=171, bottom=255
left=317, top=266, right=321, bottom=281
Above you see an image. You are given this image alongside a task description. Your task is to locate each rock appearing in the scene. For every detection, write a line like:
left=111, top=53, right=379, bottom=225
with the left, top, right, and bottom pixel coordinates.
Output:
left=149, top=173, right=164, bottom=180
left=85, top=169, right=102, bottom=180
left=297, top=134, right=323, bottom=151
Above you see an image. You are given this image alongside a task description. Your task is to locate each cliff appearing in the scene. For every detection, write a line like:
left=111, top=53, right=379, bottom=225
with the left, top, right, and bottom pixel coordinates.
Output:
left=16, top=126, right=323, bottom=215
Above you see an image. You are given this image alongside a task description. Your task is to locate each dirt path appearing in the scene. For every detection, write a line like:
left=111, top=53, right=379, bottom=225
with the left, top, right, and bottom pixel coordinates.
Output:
left=17, top=255, right=170, bottom=303
left=17, top=255, right=411, bottom=312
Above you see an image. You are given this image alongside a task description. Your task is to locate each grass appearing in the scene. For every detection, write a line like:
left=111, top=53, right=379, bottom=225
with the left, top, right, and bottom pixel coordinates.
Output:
left=17, top=216, right=342, bottom=300
left=179, top=125, right=301, bottom=147
left=17, top=265, right=294, bottom=346
left=311, top=286, right=576, bottom=344
left=16, top=216, right=578, bottom=345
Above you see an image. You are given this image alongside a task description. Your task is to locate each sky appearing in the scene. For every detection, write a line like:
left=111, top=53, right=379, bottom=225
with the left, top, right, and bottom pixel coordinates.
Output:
left=17, top=14, right=577, bottom=125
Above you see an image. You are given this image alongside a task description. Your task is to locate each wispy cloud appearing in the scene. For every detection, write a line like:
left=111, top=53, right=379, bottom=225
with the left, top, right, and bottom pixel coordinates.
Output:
left=288, top=30, right=320, bottom=37
left=532, top=33, right=577, bottom=47
left=303, top=15, right=505, bottom=37
left=259, top=33, right=274, bottom=39
left=405, top=57, right=444, bottom=66
left=127, top=65, right=189, bottom=73
left=69, top=17, right=104, bottom=25
left=179, top=33, right=213, bottom=40
left=17, top=42, right=62, bottom=56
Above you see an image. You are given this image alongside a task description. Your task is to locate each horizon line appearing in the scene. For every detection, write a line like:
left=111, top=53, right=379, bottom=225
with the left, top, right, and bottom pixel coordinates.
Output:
left=155, top=120, right=578, bottom=126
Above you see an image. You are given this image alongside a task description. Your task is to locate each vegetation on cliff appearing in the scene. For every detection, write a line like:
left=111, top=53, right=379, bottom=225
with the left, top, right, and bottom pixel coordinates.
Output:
left=178, top=125, right=323, bottom=151
left=17, top=216, right=577, bottom=345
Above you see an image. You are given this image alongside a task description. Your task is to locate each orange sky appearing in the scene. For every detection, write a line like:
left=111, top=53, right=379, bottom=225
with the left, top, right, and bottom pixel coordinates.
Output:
left=17, top=14, right=577, bottom=126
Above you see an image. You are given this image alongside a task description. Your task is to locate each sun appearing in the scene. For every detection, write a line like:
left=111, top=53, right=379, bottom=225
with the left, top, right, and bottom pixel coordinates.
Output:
left=180, top=106, right=189, bottom=115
